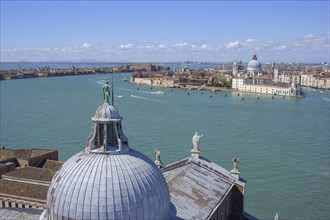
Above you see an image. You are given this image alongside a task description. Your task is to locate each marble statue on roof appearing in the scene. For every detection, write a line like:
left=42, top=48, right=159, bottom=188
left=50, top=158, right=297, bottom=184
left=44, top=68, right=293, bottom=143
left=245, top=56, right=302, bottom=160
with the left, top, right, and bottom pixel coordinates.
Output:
left=233, top=155, right=240, bottom=170
left=192, top=132, right=203, bottom=152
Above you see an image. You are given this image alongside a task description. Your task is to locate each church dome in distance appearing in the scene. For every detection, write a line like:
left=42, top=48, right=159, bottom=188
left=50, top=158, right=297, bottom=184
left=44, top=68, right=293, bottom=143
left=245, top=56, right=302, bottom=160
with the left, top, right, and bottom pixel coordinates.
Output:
left=247, top=53, right=262, bottom=71
left=44, top=79, right=171, bottom=220
left=248, top=60, right=261, bottom=69
left=247, top=53, right=262, bottom=77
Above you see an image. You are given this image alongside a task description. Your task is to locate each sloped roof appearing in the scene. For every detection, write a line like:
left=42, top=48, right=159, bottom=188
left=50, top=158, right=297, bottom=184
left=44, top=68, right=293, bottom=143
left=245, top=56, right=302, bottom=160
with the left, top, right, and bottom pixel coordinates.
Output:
left=162, top=156, right=245, bottom=220
left=2, top=167, right=54, bottom=182
left=39, top=159, right=63, bottom=172
left=0, top=208, right=42, bottom=220
left=0, top=148, right=57, bottom=161
left=0, top=179, right=48, bottom=201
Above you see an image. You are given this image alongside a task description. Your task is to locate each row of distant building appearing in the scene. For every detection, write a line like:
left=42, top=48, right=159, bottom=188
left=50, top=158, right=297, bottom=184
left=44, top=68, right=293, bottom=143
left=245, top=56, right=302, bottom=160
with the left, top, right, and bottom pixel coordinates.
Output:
left=130, top=55, right=329, bottom=97
left=232, top=53, right=329, bottom=97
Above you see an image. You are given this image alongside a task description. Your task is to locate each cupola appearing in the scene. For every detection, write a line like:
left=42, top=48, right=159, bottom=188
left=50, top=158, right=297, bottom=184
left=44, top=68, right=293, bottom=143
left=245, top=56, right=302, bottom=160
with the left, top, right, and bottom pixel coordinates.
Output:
left=86, top=80, right=129, bottom=154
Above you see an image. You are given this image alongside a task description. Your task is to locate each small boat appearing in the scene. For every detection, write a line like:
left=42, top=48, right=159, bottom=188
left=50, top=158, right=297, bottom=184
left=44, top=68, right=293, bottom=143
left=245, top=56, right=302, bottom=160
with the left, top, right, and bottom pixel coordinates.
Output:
left=152, top=91, right=165, bottom=95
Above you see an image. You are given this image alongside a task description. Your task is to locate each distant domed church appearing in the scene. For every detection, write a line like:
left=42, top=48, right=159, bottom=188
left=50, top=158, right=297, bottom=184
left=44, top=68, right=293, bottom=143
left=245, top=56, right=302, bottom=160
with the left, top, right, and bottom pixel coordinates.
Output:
left=247, top=53, right=263, bottom=77
left=40, top=80, right=255, bottom=220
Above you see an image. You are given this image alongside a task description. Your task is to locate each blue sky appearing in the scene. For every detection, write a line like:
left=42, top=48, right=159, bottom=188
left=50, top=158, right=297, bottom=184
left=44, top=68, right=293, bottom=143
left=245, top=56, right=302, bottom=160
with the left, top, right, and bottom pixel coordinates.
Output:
left=1, top=1, right=329, bottom=63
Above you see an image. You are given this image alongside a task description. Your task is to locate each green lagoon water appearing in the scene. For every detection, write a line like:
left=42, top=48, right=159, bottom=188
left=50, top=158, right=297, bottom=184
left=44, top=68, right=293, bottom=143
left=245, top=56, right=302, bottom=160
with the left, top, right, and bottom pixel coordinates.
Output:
left=1, top=72, right=329, bottom=219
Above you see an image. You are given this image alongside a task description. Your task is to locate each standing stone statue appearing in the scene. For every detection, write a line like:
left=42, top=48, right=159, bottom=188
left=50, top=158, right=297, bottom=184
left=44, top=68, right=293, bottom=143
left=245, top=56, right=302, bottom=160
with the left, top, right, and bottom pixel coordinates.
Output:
left=274, top=213, right=280, bottom=220
left=103, top=79, right=111, bottom=103
left=154, top=149, right=163, bottom=168
left=192, top=132, right=203, bottom=152
left=230, top=155, right=241, bottom=179
left=233, top=155, right=240, bottom=171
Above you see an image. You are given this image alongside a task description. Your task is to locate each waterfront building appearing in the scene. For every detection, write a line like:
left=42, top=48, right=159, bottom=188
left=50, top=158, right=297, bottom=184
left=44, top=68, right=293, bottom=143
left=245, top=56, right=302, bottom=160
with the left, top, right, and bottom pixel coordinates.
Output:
left=232, top=77, right=273, bottom=90
left=274, top=70, right=301, bottom=84
left=232, top=77, right=303, bottom=96
left=131, top=76, right=178, bottom=87
left=231, top=54, right=305, bottom=97
left=38, top=81, right=255, bottom=220
left=300, top=73, right=330, bottom=89
left=238, top=82, right=303, bottom=97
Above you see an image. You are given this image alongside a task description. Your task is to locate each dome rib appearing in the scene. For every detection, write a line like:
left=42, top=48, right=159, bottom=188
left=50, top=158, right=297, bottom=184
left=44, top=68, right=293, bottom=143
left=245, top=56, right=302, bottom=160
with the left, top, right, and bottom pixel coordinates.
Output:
left=73, top=154, right=98, bottom=219
left=97, top=156, right=107, bottom=220
left=124, top=153, right=147, bottom=218
left=115, top=155, right=131, bottom=219
left=72, top=154, right=96, bottom=220
left=124, top=154, right=145, bottom=219
left=119, top=155, right=138, bottom=218
left=146, top=168, right=161, bottom=218
left=80, top=154, right=98, bottom=220
left=112, top=155, right=123, bottom=219
left=90, top=154, right=103, bottom=220
left=109, top=156, right=115, bottom=219
left=61, top=154, right=90, bottom=218
left=55, top=155, right=83, bottom=218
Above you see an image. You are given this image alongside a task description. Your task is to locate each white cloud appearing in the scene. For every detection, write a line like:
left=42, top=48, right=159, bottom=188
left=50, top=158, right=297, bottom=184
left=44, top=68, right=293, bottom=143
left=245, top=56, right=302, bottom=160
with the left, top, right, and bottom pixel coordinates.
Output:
left=173, top=42, right=212, bottom=50
left=246, top=38, right=257, bottom=43
left=119, top=43, right=134, bottom=49
left=139, top=44, right=167, bottom=50
left=303, top=34, right=316, bottom=39
left=81, top=42, right=91, bottom=48
left=1, top=33, right=329, bottom=62
left=226, top=40, right=242, bottom=49
left=273, top=45, right=287, bottom=51
left=201, top=44, right=211, bottom=49
left=174, top=42, right=189, bottom=47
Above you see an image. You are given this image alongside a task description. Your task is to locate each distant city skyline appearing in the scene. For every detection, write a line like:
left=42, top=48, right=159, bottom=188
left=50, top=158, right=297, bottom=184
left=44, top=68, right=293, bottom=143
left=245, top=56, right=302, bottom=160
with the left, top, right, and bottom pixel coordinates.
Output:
left=1, top=1, right=329, bottom=63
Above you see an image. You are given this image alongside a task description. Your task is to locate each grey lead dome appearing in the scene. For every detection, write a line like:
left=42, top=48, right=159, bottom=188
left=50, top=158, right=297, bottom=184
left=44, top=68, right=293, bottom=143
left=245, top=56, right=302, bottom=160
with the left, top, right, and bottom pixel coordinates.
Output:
left=45, top=150, right=171, bottom=220
left=247, top=53, right=262, bottom=73
left=43, top=85, right=171, bottom=220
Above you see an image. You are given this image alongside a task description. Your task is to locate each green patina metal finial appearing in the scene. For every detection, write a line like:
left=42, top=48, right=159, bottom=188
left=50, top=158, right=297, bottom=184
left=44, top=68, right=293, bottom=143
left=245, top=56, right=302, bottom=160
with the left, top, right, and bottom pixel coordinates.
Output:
left=102, top=78, right=112, bottom=104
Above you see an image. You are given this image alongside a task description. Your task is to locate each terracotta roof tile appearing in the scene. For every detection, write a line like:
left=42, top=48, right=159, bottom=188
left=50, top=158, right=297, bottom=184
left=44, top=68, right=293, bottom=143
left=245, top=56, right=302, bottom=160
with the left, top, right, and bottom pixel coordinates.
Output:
left=0, top=179, right=48, bottom=201
left=0, top=148, right=57, bottom=161
left=2, top=167, right=54, bottom=182
left=40, top=159, right=63, bottom=172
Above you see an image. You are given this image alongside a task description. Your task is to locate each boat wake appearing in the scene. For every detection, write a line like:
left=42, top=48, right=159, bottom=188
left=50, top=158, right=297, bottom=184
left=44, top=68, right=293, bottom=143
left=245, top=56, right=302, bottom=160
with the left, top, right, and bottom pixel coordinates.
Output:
left=323, top=97, right=330, bottom=101
left=120, top=88, right=164, bottom=95
left=97, top=80, right=107, bottom=85
left=130, top=95, right=151, bottom=100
